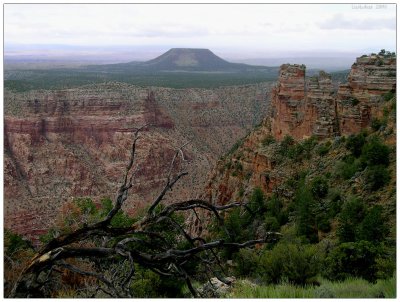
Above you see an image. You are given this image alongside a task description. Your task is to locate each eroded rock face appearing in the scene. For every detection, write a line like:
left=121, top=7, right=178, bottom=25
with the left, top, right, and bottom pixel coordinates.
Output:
left=337, top=55, right=396, bottom=135
left=270, top=55, right=395, bottom=140
left=270, top=65, right=337, bottom=140
left=4, top=82, right=272, bottom=242
left=201, top=54, right=396, bottom=212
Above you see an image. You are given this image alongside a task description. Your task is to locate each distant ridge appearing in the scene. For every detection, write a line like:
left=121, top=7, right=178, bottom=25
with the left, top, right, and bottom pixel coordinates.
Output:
left=84, top=47, right=278, bottom=74
left=5, top=48, right=281, bottom=91
left=142, top=48, right=238, bottom=71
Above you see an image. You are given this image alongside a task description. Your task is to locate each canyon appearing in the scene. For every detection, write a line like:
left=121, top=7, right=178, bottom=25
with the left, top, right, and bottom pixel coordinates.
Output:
left=4, top=82, right=272, bottom=241
left=4, top=53, right=396, bottom=243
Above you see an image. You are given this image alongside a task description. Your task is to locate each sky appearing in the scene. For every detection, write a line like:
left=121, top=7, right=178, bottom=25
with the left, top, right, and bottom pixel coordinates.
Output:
left=4, top=3, right=397, bottom=60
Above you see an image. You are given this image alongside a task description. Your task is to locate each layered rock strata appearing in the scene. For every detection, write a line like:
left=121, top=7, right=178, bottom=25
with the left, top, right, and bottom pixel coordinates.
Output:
left=337, top=55, right=396, bottom=135
left=270, top=55, right=395, bottom=140
left=4, top=82, right=272, bottom=242
left=202, top=54, right=396, bottom=210
left=270, top=65, right=337, bottom=140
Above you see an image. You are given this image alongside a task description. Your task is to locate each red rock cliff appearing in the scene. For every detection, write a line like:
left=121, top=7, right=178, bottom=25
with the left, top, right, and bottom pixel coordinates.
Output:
left=202, top=54, right=396, bottom=211
left=337, top=55, right=396, bottom=135
left=4, top=82, right=272, bottom=242
left=270, top=54, right=395, bottom=140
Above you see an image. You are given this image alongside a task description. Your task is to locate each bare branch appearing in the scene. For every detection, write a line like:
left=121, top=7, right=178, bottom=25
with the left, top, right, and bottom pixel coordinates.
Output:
left=106, top=124, right=149, bottom=224
left=147, top=171, right=189, bottom=215
left=122, top=253, right=135, bottom=289
left=147, top=142, right=190, bottom=215
left=57, top=262, right=119, bottom=298
left=11, top=126, right=282, bottom=298
left=156, top=199, right=244, bottom=223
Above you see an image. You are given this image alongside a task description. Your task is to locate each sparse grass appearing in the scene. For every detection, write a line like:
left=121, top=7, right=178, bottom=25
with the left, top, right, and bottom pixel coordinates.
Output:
left=318, top=276, right=396, bottom=298
left=227, top=280, right=315, bottom=298
left=228, top=276, right=396, bottom=298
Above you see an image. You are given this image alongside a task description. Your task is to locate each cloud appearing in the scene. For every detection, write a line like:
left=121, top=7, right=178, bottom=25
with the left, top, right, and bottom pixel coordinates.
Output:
left=120, top=24, right=210, bottom=38
left=4, top=4, right=396, bottom=55
left=318, top=13, right=395, bottom=31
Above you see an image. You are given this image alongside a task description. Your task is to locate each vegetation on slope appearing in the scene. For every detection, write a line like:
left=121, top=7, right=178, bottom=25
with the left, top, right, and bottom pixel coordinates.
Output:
left=5, top=68, right=279, bottom=91
left=3, top=72, right=396, bottom=297
left=203, top=94, right=396, bottom=297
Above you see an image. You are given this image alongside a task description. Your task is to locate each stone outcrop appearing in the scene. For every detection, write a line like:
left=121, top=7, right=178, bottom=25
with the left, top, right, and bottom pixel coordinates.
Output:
left=202, top=53, right=396, bottom=210
left=199, top=276, right=236, bottom=297
left=4, top=82, right=272, bottom=242
left=337, top=55, right=396, bottom=135
left=270, top=65, right=337, bottom=140
left=270, top=54, right=395, bottom=140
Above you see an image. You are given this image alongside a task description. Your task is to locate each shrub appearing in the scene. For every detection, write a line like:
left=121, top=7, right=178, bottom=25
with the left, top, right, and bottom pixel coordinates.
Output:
left=335, top=158, right=361, bottom=180
left=279, top=135, right=295, bottom=157
left=266, top=195, right=287, bottom=225
left=221, top=208, right=251, bottom=243
left=326, top=190, right=343, bottom=218
left=100, top=198, right=135, bottom=227
left=337, top=197, right=365, bottom=243
left=238, top=187, right=245, bottom=198
left=39, top=228, right=59, bottom=244
left=357, top=205, right=388, bottom=243
left=310, top=176, right=329, bottom=199
left=227, top=139, right=244, bottom=156
left=383, top=91, right=395, bottom=102
left=317, top=217, right=331, bottom=233
left=262, top=134, right=276, bottom=146
left=233, top=248, right=260, bottom=277
left=316, top=142, right=331, bottom=156
left=301, top=136, right=318, bottom=159
left=249, top=187, right=266, bottom=213
left=364, top=165, right=390, bottom=191
left=258, top=242, right=320, bottom=285
left=295, top=181, right=318, bottom=243
left=264, top=216, right=280, bottom=232
left=325, top=241, right=382, bottom=282
left=375, top=256, right=396, bottom=280
left=4, top=230, right=35, bottom=297
left=244, top=172, right=252, bottom=180
left=287, top=143, right=305, bottom=160
left=75, top=197, right=98, bottom=216
left=345, top=134, right=366, bottom=157
left=4, top=230, right=33, bottom=255
left=370, top=118, right=384, bottom=131
left=361, top=139, right=390, bottom=167
left=349, top=97, right=360, bottom=106
left=266, top=195, right=281, bottom=217
left=130, top=265, right=185, bottom=297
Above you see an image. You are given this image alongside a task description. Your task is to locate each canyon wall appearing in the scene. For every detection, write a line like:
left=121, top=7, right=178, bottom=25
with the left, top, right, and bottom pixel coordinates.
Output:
left=270, top=55, right=395, bottom=141
left=337, top=55, right=396, bottom=134
left=270, top=65, right=337, bottom=140
left=203, top=54, right=396, bottom=209
left=4, top=53, right=396, bottom=241
left=4, top=82, right=272, bottom=242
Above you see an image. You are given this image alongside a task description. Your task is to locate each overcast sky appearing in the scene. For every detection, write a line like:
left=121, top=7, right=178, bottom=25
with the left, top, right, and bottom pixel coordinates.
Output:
left=4, top=3, right=396, bottom=59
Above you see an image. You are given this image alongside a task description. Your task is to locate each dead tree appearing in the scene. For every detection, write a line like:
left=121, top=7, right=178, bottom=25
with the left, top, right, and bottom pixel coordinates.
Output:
left=10, top=125, right=280, bottom=298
